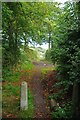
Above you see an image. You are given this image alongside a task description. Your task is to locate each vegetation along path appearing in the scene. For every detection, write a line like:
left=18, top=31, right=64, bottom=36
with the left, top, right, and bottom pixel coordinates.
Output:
left=30, top=61, right=53, bottom=118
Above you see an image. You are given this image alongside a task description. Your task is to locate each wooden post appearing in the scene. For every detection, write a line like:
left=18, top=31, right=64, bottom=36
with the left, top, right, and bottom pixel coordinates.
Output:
left=20, top=81, right=28, bottom=110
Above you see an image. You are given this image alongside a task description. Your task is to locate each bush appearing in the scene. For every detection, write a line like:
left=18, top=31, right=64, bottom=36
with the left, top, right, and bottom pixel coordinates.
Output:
left=51, top=30, right=80, bottom=87
left=45, top=49, right=52, bottom=61
left=50, top=30, right=80, bottom=118
left=51, top=101, right=72, bottom=118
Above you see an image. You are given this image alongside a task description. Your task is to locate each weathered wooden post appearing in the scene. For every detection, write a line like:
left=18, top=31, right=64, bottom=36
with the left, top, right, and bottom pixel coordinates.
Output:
left=20, top=81, right=28, bottom=110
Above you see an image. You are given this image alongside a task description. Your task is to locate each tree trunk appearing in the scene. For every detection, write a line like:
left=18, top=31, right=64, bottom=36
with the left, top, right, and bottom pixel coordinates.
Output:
left=72, top=81, right=80, bottom=118
left=51, top=40, right=53, bottom=48
left=48, top=32, right=51, bottom=49
left=8, top=25, right=13, bottom=49
left=24, top=38, right=28, bottom=50
left=15, top=32, right=18, bottom=48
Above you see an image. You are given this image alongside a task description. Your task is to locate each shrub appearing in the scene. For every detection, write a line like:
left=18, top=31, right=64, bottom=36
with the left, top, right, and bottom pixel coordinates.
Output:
left=51, top=101, right=72, bottom=118
left=45, top=49, right=52, bottom=61
left=50, top=30, right=80, bottom=88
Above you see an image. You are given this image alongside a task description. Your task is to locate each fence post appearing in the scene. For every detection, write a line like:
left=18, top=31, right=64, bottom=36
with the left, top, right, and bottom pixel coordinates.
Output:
left=20, top=81, right=28, bottom=110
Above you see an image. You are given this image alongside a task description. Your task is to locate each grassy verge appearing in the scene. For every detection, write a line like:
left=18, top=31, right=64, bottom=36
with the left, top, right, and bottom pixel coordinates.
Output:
left=2, top=61, right=34, bottom=118
left=3, top=83, right=34, bottom=118
left=41, top=66, right=56, bottom=80
left=19, top=90, right=34, bottom=118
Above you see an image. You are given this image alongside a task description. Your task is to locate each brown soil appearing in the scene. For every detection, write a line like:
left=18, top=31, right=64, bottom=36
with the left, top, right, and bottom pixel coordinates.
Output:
left=3, top=61, right=56, bottom=119
left=3, top=61, right=72, bottom=118
left=30, top=61, right=53, bottom=118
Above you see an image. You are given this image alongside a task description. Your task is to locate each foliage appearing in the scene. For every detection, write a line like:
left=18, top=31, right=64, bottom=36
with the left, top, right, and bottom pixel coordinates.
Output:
left=24, top=48, right=38, bottom=61
left=3, top=84, right=20, bottom=96
left=2, top=2, right=59, bottom=67
left=48, top=1, right=80, bottom=90
left=20, top=48, right=35, bottom=70
left=49, top=2, right=80, bottom=118
left=51, top=101, right=72, bottom=119
left=2, top=46, right=35, bottom=118
left=41, top=66, right=54, bottom=80
left=45, top=49, right=52, bottom=61
left=3, top=61, right=34, bottom=118
left=2, top=1, right=80, bottom=118
left=50, top=30, right=80, bottom=91
left=3, top=83, right=34, bottom=118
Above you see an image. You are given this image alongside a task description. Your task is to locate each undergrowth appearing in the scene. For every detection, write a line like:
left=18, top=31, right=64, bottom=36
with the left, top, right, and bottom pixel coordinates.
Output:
left=2, top=48, right=35, bottom=118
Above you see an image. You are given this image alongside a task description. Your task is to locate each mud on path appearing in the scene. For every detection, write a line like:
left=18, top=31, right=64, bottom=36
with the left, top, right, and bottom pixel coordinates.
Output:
left=30, top=61, right=53, bottom=118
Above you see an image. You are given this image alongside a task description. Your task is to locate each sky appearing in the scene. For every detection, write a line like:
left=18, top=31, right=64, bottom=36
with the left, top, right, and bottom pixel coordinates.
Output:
left=36, top=43, right=48, bottom=50
left=40, top=0, right=69, bottom=50
left=54, top=0, right=69, bottom=3
left=29, top=41, right=48, bottom=50
left=30, top=0, right=69, bottom=50
left=2, top=0, right=70, bottom=3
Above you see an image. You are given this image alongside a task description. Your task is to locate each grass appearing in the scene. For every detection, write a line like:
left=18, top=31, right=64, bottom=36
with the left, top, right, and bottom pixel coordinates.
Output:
left=3, top=71, right=21, bottom=82
left=2, top=47, right=41, bottom=118
left=19, top=90, right=34, bottom=118
left=41, top=66, right=56, bottom=80
left=3, top=76, right=34, bottom=118
left=20, top=61, right=34, bottom=71
left=3, top=84, right=34, bottom=118
left=41, top=67, right=54, bottom=74
left=2, top=60, right=34, bottom=118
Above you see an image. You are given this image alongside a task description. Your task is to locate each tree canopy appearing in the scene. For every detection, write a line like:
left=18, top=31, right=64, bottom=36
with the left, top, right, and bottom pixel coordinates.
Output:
left=2, top=2, right=60, bottom=66
left=2, top=1, right=80, bottom=118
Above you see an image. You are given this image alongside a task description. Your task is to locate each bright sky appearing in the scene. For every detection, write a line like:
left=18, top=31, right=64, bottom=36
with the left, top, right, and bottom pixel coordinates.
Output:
left=54, top=0, right=69, bottom=3
left=29, top=42, right=48, bottom=50
left=40, top=0, right=69, bottom=50
left=30, top=0, right=69, bottom=50
left=37, top=43, right=48, bottom=50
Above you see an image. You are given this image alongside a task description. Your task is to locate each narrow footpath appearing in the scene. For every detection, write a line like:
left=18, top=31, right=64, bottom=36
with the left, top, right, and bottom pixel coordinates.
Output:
left=30, top=61, right=53, bottom=118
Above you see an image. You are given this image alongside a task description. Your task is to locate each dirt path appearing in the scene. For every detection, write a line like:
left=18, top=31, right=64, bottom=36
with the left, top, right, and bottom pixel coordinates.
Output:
left=30, top=61, right=53, bottom=118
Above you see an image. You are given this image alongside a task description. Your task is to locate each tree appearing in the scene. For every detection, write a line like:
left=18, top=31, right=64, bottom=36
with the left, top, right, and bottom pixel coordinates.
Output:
left=2, top=2, right=60, bottom=67
left=50, top=1, right=80, bottom=118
